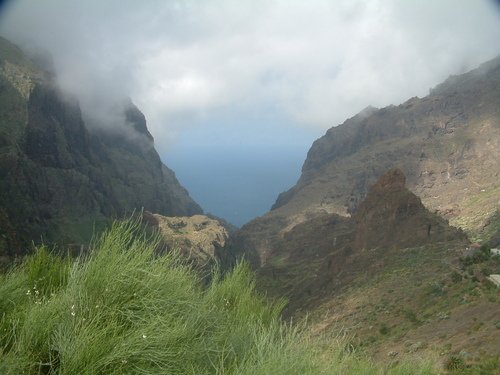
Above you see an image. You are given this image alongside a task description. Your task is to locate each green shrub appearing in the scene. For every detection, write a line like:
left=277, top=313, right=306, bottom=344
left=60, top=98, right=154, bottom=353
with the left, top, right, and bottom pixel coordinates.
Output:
left=426, top=281, right=445, bottom=297
left=444, top=355, right=465, bottom=371
left=450, top=271, right=462, bottom=283
left=402, top=309, right=420, bottom=324
left=379, top=324, right=390, bottom=335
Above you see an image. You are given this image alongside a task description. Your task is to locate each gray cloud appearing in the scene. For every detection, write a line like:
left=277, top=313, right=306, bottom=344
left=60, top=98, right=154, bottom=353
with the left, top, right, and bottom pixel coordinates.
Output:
left=1, top=0, right=499, bottom=152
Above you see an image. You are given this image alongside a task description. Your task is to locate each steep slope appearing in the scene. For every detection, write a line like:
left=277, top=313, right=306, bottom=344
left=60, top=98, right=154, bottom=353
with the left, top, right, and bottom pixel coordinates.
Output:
left=306, top=241, right=500, bottom=367
left=0, top=37, right=201, bottom=258
left=241, top=170, right=500, bottom=367
left=273, top=57, right=500, bottom=239
left=230, top=57, right=500, bottom=365
left=249, top=169, right=466, bottom=314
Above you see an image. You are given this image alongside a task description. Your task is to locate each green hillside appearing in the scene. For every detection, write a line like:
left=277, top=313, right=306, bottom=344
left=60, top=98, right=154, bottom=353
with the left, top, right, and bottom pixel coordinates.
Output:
left=0, top=219, right=443, bottom=375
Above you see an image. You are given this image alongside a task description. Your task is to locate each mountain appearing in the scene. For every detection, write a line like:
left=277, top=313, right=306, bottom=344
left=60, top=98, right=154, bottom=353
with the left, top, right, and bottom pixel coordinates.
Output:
left=239, top=169, right=466, bottom=313
left=232, top=56, right=500, bottom=271
left=273, top=57, right=500, bottom=240
left=0, top=37, right=201, bottom=260
left=235, top=169, right=500, bottom=364
left=351, top=168, right=464, bottom=251
left=229, top=57, right=500, bottom=365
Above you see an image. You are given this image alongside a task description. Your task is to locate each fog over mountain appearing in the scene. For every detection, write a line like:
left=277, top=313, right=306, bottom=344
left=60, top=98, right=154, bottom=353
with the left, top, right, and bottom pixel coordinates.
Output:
left=1, top=0, right=499, bottom=225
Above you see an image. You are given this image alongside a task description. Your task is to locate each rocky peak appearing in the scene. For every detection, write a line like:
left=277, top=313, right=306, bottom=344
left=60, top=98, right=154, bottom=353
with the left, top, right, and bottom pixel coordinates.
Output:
left=234, top=168, right=468, bottom=315
left=123, top=100, right=154, bottom=142
left=353, top=169, right=465, bottom=251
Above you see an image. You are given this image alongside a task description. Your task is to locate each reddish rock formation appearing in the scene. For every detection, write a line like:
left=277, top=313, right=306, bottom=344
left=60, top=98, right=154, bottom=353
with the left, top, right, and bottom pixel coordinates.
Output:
left=353, top=168, right=465, bottom=251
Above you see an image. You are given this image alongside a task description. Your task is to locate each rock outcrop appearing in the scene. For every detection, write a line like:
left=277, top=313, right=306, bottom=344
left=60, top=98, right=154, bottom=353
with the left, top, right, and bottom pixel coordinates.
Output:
left=352, top=168, right=465, bottom=251
left=0, top=37, right=202, bottom=257
left=143, top=212, right=230, bottom=274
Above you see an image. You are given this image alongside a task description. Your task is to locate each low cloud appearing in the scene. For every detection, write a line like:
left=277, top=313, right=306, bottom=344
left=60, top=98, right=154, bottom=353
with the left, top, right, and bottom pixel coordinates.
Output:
left=1, top=0, right=499, bottom=152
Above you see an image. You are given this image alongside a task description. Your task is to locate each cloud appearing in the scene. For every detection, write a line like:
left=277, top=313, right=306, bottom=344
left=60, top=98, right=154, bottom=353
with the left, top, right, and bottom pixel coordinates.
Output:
left=1, top=0, right=500, bottom=152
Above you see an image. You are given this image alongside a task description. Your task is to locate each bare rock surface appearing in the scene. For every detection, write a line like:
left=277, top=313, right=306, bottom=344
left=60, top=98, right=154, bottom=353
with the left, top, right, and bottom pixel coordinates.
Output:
left=143, top=212, right=230, bottom=272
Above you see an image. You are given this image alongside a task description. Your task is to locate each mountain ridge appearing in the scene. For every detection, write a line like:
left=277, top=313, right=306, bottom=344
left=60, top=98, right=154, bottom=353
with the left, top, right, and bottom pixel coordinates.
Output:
left=268, top=55, right=499, bottom=240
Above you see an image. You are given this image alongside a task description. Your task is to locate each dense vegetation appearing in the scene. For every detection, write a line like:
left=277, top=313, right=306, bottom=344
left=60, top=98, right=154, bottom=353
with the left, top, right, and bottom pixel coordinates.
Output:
left=0, top=219, right=474, bottom=374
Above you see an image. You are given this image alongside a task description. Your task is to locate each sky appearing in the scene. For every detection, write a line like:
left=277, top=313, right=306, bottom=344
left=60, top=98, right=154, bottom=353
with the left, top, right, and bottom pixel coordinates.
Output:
left=1, top=0, right=500, bottom=226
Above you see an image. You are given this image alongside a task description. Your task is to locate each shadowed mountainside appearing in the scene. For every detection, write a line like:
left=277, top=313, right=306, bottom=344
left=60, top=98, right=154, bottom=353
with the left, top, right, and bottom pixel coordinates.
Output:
left=0, top=37, right=201, bottom=259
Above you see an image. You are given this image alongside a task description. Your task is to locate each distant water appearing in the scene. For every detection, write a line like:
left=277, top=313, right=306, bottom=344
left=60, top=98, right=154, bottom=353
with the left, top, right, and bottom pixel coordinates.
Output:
left=161, top=122, right=319, bottom=227
left=163, top=147, right=309, bottom=227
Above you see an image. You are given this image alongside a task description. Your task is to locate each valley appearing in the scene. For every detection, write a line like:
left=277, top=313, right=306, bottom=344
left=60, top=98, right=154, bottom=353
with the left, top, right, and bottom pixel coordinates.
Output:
left=0, top=33, right=499, bottom=374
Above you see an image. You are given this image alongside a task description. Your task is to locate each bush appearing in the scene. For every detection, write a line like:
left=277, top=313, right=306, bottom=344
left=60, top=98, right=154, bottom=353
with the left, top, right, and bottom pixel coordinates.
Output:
left=403, top=309, right=420, bottom=324
left=450, top=271, right=462, bottom=283
left=379, top=324, right=390, bottom=335
left=426, top=281, right=445, bottom=297
left=444, top=355, right=465, bottom=371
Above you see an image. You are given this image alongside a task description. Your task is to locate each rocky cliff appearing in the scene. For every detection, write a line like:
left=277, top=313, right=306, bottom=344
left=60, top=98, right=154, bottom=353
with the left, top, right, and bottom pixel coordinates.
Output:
left=226, top=57, right=500, bottom=366
left=0, top=37, right=202, bottom=258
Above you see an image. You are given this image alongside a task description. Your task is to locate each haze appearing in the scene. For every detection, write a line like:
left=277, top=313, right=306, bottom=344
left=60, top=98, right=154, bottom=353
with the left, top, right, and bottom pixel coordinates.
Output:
left=1, top=0, right=499, bottom=226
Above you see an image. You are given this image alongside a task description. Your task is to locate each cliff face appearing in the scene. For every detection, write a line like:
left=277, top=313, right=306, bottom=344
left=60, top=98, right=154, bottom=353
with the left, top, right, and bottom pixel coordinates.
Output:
left=273, top=57, right=500, bottom=238
left=0, top=37, right=201, bottom=257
